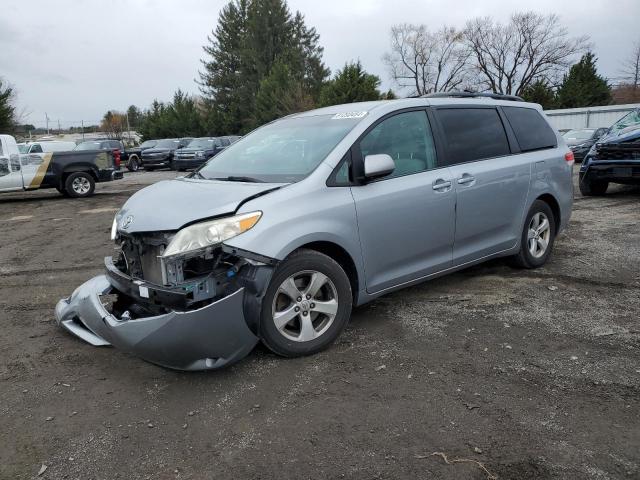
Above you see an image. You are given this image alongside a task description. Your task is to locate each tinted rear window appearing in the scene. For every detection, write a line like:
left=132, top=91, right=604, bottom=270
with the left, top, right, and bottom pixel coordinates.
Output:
left=437, top=108, right=510, bottom=165
left=503, top=106, right=557, bottom=152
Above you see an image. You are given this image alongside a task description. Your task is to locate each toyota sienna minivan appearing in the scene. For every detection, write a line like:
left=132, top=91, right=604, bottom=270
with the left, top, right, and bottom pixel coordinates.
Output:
left=56, top=93, right=573, bottom=370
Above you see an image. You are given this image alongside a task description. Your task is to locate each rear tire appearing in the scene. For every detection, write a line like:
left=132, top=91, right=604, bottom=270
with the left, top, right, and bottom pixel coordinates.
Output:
left=511, top=200, right=556, bottom=269
left=259, top=249, right=352, bottom=358
left=64, top=172, right=95, bottom=198
left=579, top=174, right=608, bottom=196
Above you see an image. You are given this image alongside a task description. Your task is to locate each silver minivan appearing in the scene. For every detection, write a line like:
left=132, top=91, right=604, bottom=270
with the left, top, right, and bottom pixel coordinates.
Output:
left=56, top=93, right=574, bottom=370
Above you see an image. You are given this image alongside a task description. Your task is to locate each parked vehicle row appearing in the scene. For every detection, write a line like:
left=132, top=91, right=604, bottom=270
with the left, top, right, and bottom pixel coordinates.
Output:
left=55, top=93, right=574, bottom=371
left=141, top=136, right=240, bottom=171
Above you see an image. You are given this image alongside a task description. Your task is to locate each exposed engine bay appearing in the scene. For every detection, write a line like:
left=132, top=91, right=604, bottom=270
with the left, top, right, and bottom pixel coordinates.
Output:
left=108, top=232, right=276, bottom=326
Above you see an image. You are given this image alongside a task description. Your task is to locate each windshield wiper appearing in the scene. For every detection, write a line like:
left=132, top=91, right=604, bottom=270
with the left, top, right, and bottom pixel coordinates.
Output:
left=212, top=176, right=266, bottom=183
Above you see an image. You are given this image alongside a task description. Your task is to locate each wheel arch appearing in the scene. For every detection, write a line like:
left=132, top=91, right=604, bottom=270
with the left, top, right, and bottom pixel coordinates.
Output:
left=294, top=241, right=360, bottom=303
left=535, top=193, right=561, bottom=232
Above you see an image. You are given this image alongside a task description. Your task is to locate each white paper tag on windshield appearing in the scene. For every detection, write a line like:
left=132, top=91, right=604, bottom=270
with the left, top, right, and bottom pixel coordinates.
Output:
left=332, top=111, right=367, bottom=120
left=139, top=285, right=150, bottom=298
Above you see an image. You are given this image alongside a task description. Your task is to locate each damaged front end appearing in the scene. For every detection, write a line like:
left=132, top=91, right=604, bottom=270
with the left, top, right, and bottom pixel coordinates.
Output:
left=55, top=220, right=276, bottom=370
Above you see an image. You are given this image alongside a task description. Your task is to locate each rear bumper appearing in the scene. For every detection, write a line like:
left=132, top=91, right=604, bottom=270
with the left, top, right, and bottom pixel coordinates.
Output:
left=55, top=275, right=259, bottom=371
left=97, top=169, right=123, bottom=182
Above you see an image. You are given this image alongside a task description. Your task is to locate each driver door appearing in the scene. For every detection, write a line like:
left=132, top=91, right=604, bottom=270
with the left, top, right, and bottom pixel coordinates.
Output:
left=350, top=109, right=456, bottom=294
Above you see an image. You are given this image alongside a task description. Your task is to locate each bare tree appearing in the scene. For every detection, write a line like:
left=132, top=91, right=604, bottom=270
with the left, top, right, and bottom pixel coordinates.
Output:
left=383, top=24, right=471, bottom=96
left=619, top=39, right=640, bottom=89
left=464, top=12, right=588, bottom=96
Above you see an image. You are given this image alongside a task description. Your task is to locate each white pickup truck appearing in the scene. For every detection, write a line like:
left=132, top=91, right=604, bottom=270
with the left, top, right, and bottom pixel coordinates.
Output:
left=0, top=134, right=123, bottom=197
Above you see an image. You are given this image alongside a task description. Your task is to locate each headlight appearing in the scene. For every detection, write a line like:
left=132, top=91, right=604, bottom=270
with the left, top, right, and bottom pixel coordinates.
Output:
left=110, top=215, right=118, bottom=240
left=195, top=151, right=205, bottom=157
left=162, top=211, right=262, bottom=257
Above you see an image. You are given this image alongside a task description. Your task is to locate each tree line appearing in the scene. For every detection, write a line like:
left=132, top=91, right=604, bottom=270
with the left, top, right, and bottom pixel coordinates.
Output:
left=2, top=2, right=640, bottom=139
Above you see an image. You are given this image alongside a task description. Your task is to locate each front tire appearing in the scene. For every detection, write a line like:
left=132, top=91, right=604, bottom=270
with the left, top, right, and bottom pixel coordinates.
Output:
left=64, top=172, right=95, bottom=198
left=260, top=249, right=352, bottom=358
left=579, top=174, right=608, bottom=196
left=511, top=200, right=556, bottom=269
left=127, top=156, right=140, bottom=172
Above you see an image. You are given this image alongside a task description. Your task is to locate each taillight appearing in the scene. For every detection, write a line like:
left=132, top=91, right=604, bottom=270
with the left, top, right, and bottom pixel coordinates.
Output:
left=564, top=151, right=575, bottom=166
left=113, top=149, right=121, bottom=168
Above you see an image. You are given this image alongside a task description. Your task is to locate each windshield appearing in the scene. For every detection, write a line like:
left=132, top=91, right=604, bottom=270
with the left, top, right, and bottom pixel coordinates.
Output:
left=155, top=139, right=180, bottom=149
left=18, top=144, right=28, bottom=153
left=75, top=141, right=102, bottom=151
left=139, top=140, right=157, bottom=149
left=563, top=129, right=594, bottom=140
left=610, top=109, right=640, bottom=133
left=197, top=114, right=363, bottom=183
left=187, top=138, right=216, bottom=149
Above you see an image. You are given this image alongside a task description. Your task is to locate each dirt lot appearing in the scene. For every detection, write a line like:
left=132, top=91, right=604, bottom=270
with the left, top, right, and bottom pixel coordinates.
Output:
left=0, top=170, right=639, bottom=480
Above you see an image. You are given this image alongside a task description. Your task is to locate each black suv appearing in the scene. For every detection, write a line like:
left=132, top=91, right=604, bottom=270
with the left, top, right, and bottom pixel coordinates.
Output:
left=579, top=109, right=640, bottom=196
left=141, top=138, right=192, bottom=171
left=172, top=136, right=239, bottom=171
left=563, top=127, right=608, bottom=162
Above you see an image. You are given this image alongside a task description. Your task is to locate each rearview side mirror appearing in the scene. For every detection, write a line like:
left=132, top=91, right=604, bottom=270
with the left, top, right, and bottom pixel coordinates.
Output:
left=364, top=154, right=395, bottom=180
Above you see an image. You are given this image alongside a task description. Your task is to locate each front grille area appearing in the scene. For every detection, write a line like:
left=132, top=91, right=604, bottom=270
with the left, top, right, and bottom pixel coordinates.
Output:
left=596, top=143, right=640, bottom=160
left=176, top=153, right=196, bottom=159
left=119, top=234, right=170, bottom=285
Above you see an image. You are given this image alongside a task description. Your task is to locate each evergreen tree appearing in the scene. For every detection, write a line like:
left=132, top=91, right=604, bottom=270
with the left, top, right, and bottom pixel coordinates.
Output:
left=199, top=0, right=328, bottom=134
left=126, top=105, right=143, bottom=129
left=253, top=60, right=313, bottom=126
left=319, top=61, right=381, bottom=107
left=0, top=79, right=16, bottom=133
left=521, top=79, right=557, bottom=109
left=555, top=53, right=611, bottom=108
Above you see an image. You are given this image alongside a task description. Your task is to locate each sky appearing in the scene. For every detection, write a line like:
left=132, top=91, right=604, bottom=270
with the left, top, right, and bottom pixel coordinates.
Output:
left=1, top=0, right=638, bottom=129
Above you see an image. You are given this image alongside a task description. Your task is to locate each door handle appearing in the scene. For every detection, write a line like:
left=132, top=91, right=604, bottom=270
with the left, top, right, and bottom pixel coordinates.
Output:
left=457, top=174, right=476, bottom=185
left=432, top=179, right=452, bottom=191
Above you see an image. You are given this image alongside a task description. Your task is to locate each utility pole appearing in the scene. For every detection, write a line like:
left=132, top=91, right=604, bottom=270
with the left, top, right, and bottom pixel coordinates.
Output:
left=81, top=120, right=85, bottom=141
left=57, top=119, right=61, bottom=135
left=45, top=113, right=50, bottom=135
left=126, top=113, right=132, bottom=145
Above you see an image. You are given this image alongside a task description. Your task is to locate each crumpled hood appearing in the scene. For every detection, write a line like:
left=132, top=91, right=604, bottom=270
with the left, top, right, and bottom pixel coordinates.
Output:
left=597, top=126, right=640, bottom=145
left=116, top=177, right=284, bottom=233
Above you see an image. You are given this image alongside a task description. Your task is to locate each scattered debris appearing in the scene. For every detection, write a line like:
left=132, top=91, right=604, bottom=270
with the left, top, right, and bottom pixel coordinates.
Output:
left=182, top=424, right=188, bottom=429
left=69, top=411, right=77, bottom=417
left=474, top=447, right=483, bottom=454
left=45, top=416, right=54, bottom=421
left=570, top=356, right=578, bottom=361
left=505, top=345, right=512, bottom=350
left=147, top=423, right=154, bottom=428
left=375, top=365, right=386, bottom=371
left=187, top=411, right=195, bottom=416
left=548, top=285, right=558, bottom=291
left=407, top=374, right=413, bottom=379
left=37, top=465, right=47, bottom=476
left=464, top=402, right=480, bottom=410
left=425, top=451, right=497, bottom=480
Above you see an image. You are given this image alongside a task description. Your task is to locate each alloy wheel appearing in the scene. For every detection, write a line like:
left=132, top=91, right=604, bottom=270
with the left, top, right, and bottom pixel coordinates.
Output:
left=271, top=270, right=339, bottom=342
left=527, top=212, right=551, bottom=258
left=72, top=176, right=91, bottom=195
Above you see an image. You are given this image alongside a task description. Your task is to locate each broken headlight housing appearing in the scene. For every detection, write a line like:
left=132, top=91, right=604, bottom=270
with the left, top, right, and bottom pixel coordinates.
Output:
left=162, top=211, right=262, bottom=258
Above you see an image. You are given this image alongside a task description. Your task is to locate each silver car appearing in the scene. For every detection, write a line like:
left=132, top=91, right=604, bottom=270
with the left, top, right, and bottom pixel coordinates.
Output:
left=56, top=93, right=574, bottom=370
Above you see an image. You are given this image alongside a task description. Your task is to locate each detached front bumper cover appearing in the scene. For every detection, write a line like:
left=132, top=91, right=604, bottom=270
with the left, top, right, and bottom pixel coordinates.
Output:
left=55, top=275, right=259, bottom=371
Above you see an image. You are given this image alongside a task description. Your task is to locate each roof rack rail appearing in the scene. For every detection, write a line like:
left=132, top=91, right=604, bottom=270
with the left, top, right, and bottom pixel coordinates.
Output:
left=422, top=91, right=525, bottom=102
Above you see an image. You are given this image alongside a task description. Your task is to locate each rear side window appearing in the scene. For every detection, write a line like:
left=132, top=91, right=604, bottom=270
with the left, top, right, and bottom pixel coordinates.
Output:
left=437, top=108, right=510, bottom=165
left=221, top=138, right=230, bottom=147
left=30, top=144, right=43, bottom=153
left=503, top=106, right=557, bottom=152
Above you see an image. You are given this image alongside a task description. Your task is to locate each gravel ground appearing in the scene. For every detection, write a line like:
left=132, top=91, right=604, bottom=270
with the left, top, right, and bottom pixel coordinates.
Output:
left=0, top=169, right=638, bottom=480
